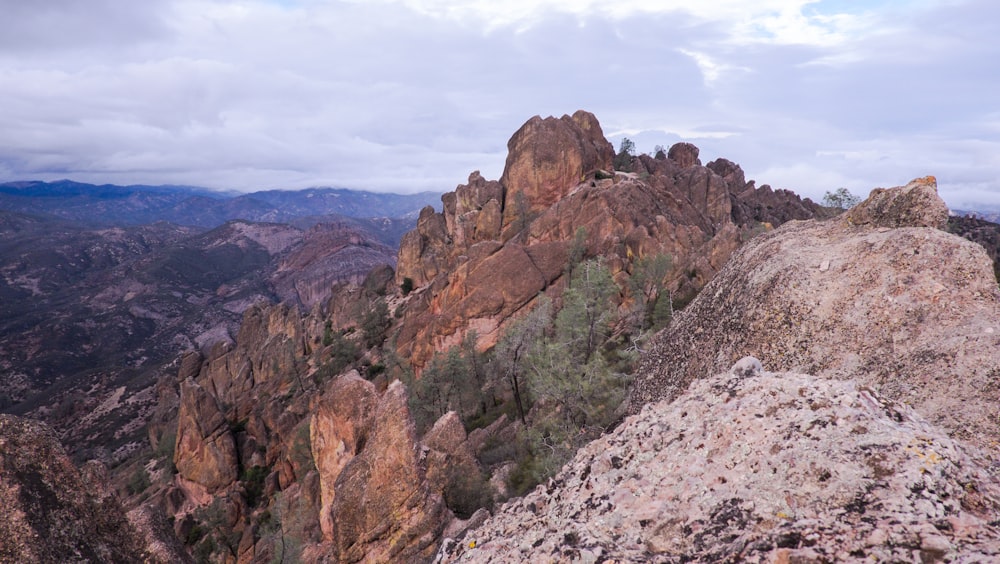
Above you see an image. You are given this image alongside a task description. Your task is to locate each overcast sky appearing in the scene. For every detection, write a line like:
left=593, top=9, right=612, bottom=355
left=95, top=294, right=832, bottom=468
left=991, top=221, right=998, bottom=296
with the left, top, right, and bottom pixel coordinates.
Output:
left=1, top=0, right=998, bottom=208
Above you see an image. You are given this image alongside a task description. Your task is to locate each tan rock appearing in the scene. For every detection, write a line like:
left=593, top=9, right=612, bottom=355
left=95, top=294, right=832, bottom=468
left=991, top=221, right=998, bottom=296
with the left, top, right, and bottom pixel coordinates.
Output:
left=173, top=378, right=238, bottom=492
left=310, top=370, right=379, bottom=540
left=846, top=176, right=949, bottom=229
left=423, top=411, right=483, bottom=515
left=438, top=367, right=1000, bottom=562
left=330, top=380, right=448, bottom=563
left=630, top=182, right=1000, bottom=452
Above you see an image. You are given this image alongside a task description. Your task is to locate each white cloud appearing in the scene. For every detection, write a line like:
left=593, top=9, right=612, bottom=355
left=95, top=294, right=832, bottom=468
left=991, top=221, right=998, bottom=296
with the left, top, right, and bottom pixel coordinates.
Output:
left=0, top=0, right=996, bottom=208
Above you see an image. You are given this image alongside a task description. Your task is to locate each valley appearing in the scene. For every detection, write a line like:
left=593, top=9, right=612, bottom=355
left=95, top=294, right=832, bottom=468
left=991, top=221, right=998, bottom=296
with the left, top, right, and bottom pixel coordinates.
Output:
left=2, top=112, right=1000, bottom=563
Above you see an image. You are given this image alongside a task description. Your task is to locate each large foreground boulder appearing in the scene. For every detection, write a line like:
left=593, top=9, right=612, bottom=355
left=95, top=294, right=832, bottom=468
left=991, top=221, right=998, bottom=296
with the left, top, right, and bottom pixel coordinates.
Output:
left=439, top=362, right=1000, bottom=562
left=629, top=177, right=1000, bottom=451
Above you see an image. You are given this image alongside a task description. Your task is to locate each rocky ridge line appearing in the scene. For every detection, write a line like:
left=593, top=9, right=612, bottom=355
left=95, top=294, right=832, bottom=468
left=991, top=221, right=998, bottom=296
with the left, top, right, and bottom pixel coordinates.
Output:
left=627, top=176, right=1000, bottom=453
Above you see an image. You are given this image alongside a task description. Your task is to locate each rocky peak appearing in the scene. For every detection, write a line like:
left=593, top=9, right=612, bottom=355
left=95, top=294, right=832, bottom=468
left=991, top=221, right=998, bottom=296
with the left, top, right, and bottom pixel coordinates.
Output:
left=667, top=141, right=701, bottom=168
left=393, top=111, right=824, bottom=372
left=438, top=361, right=1000, bottom=562
left=498, top=110, right=615, bottom=227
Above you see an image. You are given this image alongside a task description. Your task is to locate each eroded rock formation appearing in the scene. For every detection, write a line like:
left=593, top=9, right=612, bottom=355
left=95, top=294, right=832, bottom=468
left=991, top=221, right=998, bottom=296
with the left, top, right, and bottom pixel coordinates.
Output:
left=394, top=111, right=825, bottom=371
left=0, top=414, right=187, bottom=563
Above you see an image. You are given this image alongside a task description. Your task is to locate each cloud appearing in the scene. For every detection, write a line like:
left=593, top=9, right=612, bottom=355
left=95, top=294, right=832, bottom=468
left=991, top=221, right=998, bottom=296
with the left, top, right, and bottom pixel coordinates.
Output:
left=0, top=0, right=996, bottom=208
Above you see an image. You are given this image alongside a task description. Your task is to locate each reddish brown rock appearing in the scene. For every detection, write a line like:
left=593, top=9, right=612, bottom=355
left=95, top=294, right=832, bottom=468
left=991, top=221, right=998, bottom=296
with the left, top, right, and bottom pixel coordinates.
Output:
left=329, top=381, right=448, bottom=563
left=310, top=370, right=379, bottom=540
left=173, top=378, right=238, bottom=493
left=667, top=142, right=701, bottom=168
left=499, top=110, right=614, bottom=227
left=393, top=112, right=824, bottom=373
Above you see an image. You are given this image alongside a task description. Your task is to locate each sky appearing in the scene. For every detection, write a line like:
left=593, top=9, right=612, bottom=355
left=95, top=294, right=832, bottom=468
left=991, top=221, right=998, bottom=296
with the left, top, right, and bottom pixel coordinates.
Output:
left=1, top=0, right=999, bottom=209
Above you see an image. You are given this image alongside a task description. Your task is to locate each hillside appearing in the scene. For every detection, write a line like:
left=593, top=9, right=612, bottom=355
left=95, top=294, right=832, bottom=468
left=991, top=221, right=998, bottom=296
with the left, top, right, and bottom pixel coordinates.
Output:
left=125, top=111, right=836, bottom=562
left=0, top=212, right=398, bottom=462
left=439, top=178, right=1000, bottom=563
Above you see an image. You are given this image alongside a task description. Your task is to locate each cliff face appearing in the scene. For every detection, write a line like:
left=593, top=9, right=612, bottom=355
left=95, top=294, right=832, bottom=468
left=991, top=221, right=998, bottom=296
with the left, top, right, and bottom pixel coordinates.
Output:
left=628, top=177, right=1000, bottom=452
left=394, top=111, right=824, bottom=371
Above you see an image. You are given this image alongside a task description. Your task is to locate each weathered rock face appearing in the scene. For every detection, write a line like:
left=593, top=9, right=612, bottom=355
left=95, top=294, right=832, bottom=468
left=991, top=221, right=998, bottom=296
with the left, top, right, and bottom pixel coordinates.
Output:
left=272, top=222, right=398, bottom=310
left=329, top=380, right=449, bottom=563
left=499, top=110, right=615, bottom=227
left=439, top=364, right=1000, bottom=562
left=629, top=178, right=1000, bottom=452
left=394, top=112, right=825, bottom=372
left=173, top=378, right=239, bottom=493
left=0, top=414, right=169, bottom=563
left=310, top=371, right=378, bottom=540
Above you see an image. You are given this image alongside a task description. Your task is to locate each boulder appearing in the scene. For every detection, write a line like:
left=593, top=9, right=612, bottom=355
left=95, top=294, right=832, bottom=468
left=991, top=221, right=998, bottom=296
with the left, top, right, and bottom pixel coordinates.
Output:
left=846, top=176, right=949, bottom=229
left=629, top=179, right=1000, bottom=452
left=423, top=411, right=484, bottom=518
left=667, top=142, right=701, bottom=168
left=438, top=365, right=1000, bottom=562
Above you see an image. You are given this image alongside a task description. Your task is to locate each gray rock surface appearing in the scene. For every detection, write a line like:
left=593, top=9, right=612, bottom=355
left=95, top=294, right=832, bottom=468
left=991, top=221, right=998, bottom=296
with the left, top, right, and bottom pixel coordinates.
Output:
left=438, top=366, right=1000, bottom=563
left=629, top=178, right=1000, bottom=453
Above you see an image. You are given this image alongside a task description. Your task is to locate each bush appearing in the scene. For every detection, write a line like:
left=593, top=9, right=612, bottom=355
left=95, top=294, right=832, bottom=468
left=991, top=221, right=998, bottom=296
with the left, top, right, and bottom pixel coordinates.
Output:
left=443, top=465, right=494, bottom=519
left=401, top=277, right=414, bottom=296
left=241, top=465, right=268, bottom=508
left=127, top=467, right=151, bottom=495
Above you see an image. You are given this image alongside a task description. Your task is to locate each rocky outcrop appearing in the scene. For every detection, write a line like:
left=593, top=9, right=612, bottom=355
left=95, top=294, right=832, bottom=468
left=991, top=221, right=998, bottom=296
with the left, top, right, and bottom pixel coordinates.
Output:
left=310, top=371, right=378, bottom=540
left=394, top=111, right=824, bottom=372
left=438, top=362, right=1000, bottom=562
left=629, top=178, right=1000, bottom=452
left=499, top=110, right=615, bottom=226
left=173, top=378, right=239, bottom=493
left=846, top=176, right=948, bottom=229
left=0, top=414, right=159, bottom=562
left=329, top=380, right=449, bottom=563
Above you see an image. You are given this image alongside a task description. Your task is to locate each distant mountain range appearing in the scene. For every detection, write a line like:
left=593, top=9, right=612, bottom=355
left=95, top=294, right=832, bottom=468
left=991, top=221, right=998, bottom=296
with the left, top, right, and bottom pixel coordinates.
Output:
left=953, top=208, right=1000, bottom=224
left=0, top=180, right=442, bottom=240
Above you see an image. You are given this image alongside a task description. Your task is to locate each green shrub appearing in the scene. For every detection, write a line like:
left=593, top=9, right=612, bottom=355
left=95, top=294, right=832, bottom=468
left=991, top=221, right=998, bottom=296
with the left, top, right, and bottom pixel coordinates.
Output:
left=127, top=467, right=151, bottom=495
left=241, top=465, right=268, bottom=508
left=443, top=465, right=494, bottom=519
